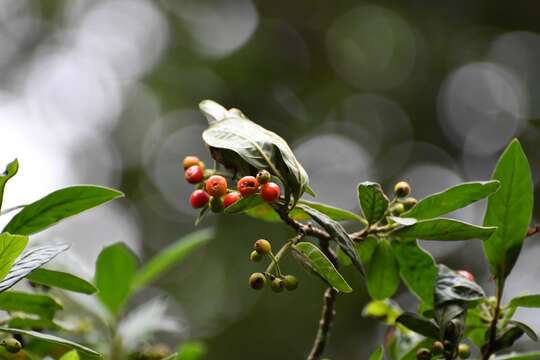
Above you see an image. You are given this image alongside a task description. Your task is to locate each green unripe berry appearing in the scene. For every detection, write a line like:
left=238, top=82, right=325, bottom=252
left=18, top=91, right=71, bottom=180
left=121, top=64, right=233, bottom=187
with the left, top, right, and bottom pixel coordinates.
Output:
left=209, top=196, right=224, bottom=213
left=402, top=197, right=417, bottom=210
left=249, top=272, right=266, bottom=290
left=2, top=338, right=22, bottom=353
left=416, top=348, right=431, bottom=360
left=271, top=278, right=284, bottom=293
left=250, top=250, right=263, bottom=262
left=390, top=203, right=405, bottom=215
left=254, top=239, right=272, bottom=255
left=458, top=344, right=470, bottom=359
left=394, top=181, right=411, bottom=197
left=256, top=169, right=272, bottom=184
left=432, top=341, right=444, bottom=355
left=283, top=275, right=299, bottom=290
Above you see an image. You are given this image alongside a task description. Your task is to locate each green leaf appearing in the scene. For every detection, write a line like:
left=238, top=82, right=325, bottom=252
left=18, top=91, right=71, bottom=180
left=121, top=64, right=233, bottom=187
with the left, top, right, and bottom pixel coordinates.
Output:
left=132, top=229, right=213, bottom=291
left=402, top=181, right=500, bottom=220
left=362, top=299, right=402, bottom=325
left=60, top=350, right=80, bottom=360
left=357, top=236, right=378, bottom=266
left=357, top=182, right=389, bottom=225
left=0, top=159, right=18, bottom=210
left=95, top=243, right=137, bottom=315
left=396, top=312, right=440, bottom=339
left=0, top=233, right=28, bottom=281
left=26, top=268, right=96, bottom=295
left=0, top=244, right=69, bottom=293
left=434, top=265, right=484, bottom=306
left=493, top=326, right=525, bottom=352
left=388, top=216, right=417, bottom=226
left=200, top=101, right=310, bottom=203
left=298, top=205, right=364, bottom=276
left=0, top=291, right=62, bottom=320
left=493, top=352, right=540, bottom=360
left=367, top=239, right=399, bottom=300
left=3, top=185, right=124, bottom=236
left=0, top=327, right=102, bottom=358
left=176, top=341, right=207, bottom=360
left=392, top=218, right=496, bottom=241
left=292, top=242, right=352, bottom=293
left=509, top=294, right=540, bottom=309
left=368, top=346, right=384, bottom=360
left=392, top=239, right=437, bottom=306
left=223, top=194, right=265, bottom=214
left=299, top=200, right=366, bottom=223
left=509, top=320, right=538, bottom=341
left=483, top=139, right=534, bottom=279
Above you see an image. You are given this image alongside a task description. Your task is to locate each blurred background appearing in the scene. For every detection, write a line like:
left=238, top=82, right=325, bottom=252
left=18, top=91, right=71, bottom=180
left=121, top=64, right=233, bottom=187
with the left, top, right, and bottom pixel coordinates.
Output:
left=0, top=0, right=539, bottom=358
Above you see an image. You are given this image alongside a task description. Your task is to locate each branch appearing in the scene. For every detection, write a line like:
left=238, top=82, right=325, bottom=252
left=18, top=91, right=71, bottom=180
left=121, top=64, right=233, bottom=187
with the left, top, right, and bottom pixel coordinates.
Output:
left=275, top=206, right=332, bottom=241
left=482, top=277, right=504, bottom=360
left=527, top=224, right=540, bottom=237
left=307, top=287, right=338, bottom=360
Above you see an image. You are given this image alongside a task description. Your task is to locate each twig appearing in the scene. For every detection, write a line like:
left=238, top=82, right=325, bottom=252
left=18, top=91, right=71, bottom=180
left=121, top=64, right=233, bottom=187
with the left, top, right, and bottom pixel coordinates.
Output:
left=482, top=277, right=504, bottom=359
left=307, top=287, right=338, bottom=360
left=527, top=224, right=540, bottom=237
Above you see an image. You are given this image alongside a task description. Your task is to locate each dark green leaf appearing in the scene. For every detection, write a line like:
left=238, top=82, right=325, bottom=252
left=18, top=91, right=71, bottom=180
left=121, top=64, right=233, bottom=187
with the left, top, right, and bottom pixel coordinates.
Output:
left=26, top=268, right=96, bottom=295
left=483, top=139, right=533, bottom=279
left=357, top=236, right=378, bottom=266
left=392, top=239, right=437, bottom=306
left=0, top=233, right=28, bottom=281
left=0, top=244, right=69, bottom=293
left=403, top=181, right=500, bottom=220
left=493, top=352, right=540, bottom=360
left=0, top=159, right=18, bottom=210
left=0, top=291, right=62, bottom=320
left=509, top=320, right=538, bottom=341
left=368, top=346, right=384, bottom=360
left=0, top=327, right=102, bottom=357
left=299, top=200, right=366, bottom=223
left=367, top=239, right=399, bottom=300
left=3, top=185, right=124, bottom=236
left=357, top=182, right=389, bottom=225
left=298, top=205, right=364, bottom=276
left=200, top=101, right=310, bottom=203
left=396, top=312, right=440, bottom=339
left=95, top=243, right=137, bottom=315
left=223, top=194, right=264, bottom=214
left=392, top=218, right=496, bottom=241
left=509, top=294, right=540, bottom=309
left=132, top=229, right=213, bottom=291
left=176, top=341, right=207, bottom=360
left=292, top=242, right=352, bottom=293
left=435, top=265, right=484, bottom=306
left=492, top=326, right=525, bottom=352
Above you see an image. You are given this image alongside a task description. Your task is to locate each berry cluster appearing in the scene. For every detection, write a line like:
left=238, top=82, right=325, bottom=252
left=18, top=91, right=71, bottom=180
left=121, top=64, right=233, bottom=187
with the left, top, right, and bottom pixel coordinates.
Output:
left=248, top=239, right=298, bottom=293
left=389, top=181, right=417, bottom=216
left=183, top=156, right=282, bottom=211
left=416, top=342, right=470, bottom=359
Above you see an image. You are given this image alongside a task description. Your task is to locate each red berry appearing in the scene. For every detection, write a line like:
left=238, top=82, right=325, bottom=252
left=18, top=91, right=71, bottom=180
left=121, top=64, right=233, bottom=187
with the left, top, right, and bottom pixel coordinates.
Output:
left=190, top=190, right=209, bottom=208
left=223, top=192, right=241, bottom=208
left=185, top=165, right=204, bottom=184
left=237, top=176, right=259, bottom=197
left=457, top=270, right=475, bottom=282
left=183, top=156, right=200, bottom=170
left=205, top=175, right=228, bottom=197
left=260, top=182, right=281, bottom=202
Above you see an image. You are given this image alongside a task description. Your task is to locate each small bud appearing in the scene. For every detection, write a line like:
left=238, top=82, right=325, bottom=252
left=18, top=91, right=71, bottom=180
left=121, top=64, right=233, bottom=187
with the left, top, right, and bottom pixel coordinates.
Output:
left=256, top=170, right=272, bottom=184
left=2, top=338, right=22, bottom=353
left=416, top=348, right=431, bottom=360
left=394, top=181, right=411, bottom=197
left=458, top=344, right=470, bottom=359
left=250, top=250, right=263, bottom=262
left=432, top=341, right=444, bottom=355
left=270, top=278, right=284, bottom=293
left=402, top=197, right=417, bottom=210
left=249, top=272, right=266, bottom=290
left=254, top=239, right=272, bottom=255
left=283, top=275, right=299, bottom=291
left=390, top=203, right=405, bottom=215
